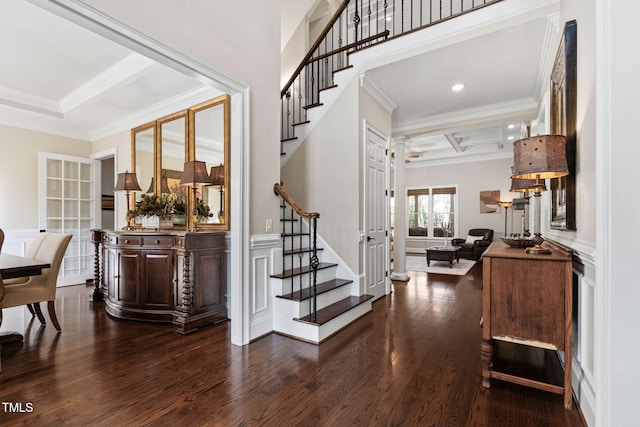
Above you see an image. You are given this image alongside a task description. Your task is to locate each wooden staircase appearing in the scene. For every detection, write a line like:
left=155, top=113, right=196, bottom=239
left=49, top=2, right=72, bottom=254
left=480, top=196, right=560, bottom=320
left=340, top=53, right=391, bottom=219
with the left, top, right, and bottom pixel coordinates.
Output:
left=280, top=0, right=503, bottom=163
left=272, top=183, right=373, bottom=344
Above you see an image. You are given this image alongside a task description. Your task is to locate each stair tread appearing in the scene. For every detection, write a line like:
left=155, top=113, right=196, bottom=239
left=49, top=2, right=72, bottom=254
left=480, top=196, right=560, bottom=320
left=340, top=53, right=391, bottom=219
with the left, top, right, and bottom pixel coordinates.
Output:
left=303, top=102, right=323, bottom=110
left=283, top=247, right=323, bottom=256
left=281, top=232, right=310, bottom=237
left=333, top=65, right=353, bottom=74
left=277, top=278, right=353, bottom=301
left=292, top=120, right=310, bottom=126
left=294, top=294, right=374, bottom=325
left=281, top=137, right=297, bottom=142
left=319, top=84, right=338, bottom=92
left=271, top=262, right=337, bottom=279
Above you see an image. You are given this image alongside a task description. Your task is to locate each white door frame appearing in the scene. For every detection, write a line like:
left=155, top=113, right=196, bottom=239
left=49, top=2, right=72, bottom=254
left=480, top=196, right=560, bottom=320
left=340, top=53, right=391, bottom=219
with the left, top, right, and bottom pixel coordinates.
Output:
left=30, top=0, right=251, bottom=346
left=363, top=120, right=390, bottom=298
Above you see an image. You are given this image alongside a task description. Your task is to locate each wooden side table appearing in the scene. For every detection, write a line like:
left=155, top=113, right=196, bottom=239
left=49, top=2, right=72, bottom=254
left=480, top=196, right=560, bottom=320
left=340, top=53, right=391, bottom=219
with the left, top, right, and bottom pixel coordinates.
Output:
left=481, top=240, right=573, bottom=409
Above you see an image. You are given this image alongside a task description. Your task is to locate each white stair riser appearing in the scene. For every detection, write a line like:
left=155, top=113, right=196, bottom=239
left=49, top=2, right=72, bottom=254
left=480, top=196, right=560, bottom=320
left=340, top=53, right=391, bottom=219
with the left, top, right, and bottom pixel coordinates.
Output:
left=282, top=251, right=324, bottom=271
left=273, top=300, right=373, bottom=344
left=271, top=266, right=337, bottom=296
left=274, top=284, right=352, bottom=318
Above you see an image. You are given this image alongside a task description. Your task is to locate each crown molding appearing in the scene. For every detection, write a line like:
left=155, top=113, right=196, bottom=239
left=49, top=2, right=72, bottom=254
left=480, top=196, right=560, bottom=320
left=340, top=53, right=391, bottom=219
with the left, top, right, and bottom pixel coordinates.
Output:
left=532, top=12, right=560, bottom=102
left=89, top=86, right=221, bottom=141
left=0, top=87, right=63, bottom=118
left=393, top=97, right=539, bottom=138
left=359, top=72, right=397, bottom=113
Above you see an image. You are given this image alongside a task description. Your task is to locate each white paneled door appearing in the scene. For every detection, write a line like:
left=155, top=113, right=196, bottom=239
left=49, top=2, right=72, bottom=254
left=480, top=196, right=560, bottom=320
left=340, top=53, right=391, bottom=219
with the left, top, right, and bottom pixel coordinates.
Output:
left=39, top=152, right=101, bottom=286
left=364, top=122, right=390, bottom=301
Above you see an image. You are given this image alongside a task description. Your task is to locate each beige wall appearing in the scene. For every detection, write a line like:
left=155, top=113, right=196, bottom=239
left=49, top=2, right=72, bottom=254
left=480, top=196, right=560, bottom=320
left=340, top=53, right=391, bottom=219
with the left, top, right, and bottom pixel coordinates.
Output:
left=404, top=157, right=514, bottom=252
left=84, top=0, right=282, bottom=236
left=281, top=78, right=360, bottom=271
left=0, top=124, right=91, bottom=228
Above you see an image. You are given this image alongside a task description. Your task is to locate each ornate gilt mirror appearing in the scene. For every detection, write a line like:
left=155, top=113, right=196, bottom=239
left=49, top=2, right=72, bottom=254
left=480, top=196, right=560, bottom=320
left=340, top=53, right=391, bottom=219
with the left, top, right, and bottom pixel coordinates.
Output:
left=190, top=94, right=230, bottom=230
left=129, top=95, right=229, bottom=231
left=132, top=121, right=155, bottom=198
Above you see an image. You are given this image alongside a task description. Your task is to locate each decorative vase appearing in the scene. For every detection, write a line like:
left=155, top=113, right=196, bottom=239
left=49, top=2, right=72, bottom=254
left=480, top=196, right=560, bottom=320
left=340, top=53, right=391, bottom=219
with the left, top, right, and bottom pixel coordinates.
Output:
left=159, top=219, right=173, bottom=229
left=172, top=214, right=186, bottom=225
left=142, top=215, right=159, bottom=229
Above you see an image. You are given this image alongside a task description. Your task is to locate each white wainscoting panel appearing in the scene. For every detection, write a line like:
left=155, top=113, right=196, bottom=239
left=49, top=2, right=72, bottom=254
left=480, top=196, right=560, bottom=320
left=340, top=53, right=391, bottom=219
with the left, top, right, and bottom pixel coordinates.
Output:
left=249, top=234, right=280, bottom=341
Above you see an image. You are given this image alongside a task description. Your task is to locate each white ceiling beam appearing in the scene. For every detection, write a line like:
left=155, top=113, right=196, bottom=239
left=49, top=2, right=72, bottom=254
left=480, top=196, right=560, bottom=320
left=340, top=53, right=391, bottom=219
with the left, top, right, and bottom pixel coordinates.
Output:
left=59, top=52, right=157, bottom=114
left=444, top=133, right=465, bottom=153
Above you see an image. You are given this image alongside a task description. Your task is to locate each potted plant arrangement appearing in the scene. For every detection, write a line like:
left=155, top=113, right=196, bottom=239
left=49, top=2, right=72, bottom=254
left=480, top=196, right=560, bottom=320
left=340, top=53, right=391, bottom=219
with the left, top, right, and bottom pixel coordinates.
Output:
left=168, top=191, right=187, bottom=225
left=133, top=193, right=173, bottom=229
left=196, top=197, right=214, bottom=224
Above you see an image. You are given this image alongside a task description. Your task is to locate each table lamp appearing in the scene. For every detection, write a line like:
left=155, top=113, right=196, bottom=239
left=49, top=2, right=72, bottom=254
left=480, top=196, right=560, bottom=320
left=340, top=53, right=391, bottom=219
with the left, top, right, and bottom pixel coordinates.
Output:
left=510, top=178, right=547, bottom=237
left=497, top=201, right=513, bottom=237
left=511, top=135, right=568, bottom=254
left=209, top=164, right=225, bottom=222
left=114, top=170, right=141, bottom=230
left=180, top=161, right=211, bottom=231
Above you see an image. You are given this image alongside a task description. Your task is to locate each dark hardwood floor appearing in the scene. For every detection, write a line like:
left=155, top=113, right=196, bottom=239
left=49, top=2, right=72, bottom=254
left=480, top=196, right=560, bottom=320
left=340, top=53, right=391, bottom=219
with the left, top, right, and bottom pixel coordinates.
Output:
left=0, top=261, right=586, bottom=426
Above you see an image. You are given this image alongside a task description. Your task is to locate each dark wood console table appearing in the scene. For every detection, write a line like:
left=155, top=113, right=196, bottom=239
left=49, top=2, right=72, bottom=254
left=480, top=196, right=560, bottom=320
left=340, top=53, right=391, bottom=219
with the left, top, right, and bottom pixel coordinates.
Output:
left=480, top=240, right=572, bottom=409
left=426, top=245, right=461, bottom=267
left=93, top=230, right=227, bottom=334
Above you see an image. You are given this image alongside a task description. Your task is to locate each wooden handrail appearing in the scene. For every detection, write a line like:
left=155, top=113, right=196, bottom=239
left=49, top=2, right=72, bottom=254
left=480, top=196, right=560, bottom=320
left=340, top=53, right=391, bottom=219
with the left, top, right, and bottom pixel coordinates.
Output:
left=307, top=31, right=389, bottom=64
left=273, top=183, right=319, bottom=219
left=281, top=0, right=351, bottom=98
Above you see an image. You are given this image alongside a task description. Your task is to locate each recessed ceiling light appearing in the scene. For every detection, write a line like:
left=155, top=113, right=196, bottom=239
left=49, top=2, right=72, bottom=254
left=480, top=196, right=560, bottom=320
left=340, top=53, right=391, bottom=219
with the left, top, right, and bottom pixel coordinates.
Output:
left=508, top=124, right=515, bottom=129
left=508, top=136, right=514, bottom=140
left=451, top=83, right=464, bottom=92
left=386, top=16, right=392, bottom=22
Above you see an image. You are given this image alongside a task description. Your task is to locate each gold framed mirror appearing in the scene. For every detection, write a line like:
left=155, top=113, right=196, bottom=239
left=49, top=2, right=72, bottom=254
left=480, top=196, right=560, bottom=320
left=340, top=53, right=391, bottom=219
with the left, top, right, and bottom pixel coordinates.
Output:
left=189, top=94, right=230, bottom=230
left=131, top=121, right=155, bottom=199
left=129, top=95, right=230, bottom=231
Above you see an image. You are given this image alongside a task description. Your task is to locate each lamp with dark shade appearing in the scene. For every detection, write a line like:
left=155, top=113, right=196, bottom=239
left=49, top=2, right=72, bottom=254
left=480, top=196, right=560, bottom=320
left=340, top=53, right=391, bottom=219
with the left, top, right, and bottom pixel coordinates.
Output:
left=146, top=176, right=170, bottom=194
left=511, top=135, right=569, bottom=254
left=114, top=170, right=141, bottom=230
left=180, top=161, right=211, bottom=231
left=210, top=164, right=225, bottom=221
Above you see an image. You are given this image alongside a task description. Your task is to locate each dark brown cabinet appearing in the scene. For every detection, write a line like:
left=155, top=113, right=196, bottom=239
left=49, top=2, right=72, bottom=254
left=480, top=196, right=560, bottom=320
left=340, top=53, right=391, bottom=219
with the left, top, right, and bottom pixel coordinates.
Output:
left=96, top=230, right=227, bottom=333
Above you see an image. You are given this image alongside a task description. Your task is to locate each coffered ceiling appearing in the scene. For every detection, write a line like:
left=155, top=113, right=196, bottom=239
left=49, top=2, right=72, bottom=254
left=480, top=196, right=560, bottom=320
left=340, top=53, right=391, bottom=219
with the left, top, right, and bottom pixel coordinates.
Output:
left=0, top=0, right=219, bottom=142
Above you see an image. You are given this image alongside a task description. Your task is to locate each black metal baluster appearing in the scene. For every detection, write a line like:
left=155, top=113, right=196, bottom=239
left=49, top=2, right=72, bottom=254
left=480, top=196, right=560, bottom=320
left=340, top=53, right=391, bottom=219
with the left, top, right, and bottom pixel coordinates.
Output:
left=310, top=217, right=319, bottom=322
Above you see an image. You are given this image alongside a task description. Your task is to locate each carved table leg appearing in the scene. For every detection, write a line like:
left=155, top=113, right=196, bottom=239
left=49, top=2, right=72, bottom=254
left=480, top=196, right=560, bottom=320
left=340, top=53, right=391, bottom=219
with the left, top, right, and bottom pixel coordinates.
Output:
left=89, top=230, right=104, bottom=302
left=481, top=339, right=494, bottom=388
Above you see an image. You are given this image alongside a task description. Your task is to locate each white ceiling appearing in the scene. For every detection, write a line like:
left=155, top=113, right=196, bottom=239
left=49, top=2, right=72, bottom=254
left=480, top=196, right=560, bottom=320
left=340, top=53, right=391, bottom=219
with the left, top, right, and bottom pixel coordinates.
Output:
left=3, top=0, right=557, bottom=167
left=364, top=14, right=558, bottom=165
left=0, top=0, right=219, bottom=142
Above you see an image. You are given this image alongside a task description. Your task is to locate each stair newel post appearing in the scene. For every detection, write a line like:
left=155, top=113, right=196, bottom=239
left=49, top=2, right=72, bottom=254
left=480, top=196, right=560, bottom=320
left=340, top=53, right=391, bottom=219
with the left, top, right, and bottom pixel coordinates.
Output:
left=310, top=217, right=319, bottom=322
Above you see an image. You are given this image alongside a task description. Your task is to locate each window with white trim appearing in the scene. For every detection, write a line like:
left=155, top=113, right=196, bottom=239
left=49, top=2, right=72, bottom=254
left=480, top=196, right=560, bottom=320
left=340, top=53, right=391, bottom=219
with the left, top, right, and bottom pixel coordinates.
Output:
left=407, top=186, right=457, bottom=238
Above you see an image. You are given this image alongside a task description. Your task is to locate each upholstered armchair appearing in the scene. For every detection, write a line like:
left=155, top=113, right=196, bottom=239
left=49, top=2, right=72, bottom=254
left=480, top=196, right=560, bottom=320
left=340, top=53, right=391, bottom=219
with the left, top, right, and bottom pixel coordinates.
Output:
left=451, top=228, right=494, bottom=260
left=1, top=232, right=72, bottom=331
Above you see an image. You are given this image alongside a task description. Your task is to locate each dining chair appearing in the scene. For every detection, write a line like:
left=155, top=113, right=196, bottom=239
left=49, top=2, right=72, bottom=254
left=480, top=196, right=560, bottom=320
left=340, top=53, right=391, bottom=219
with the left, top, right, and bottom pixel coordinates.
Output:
left=1, top=233, right=72, bottom=331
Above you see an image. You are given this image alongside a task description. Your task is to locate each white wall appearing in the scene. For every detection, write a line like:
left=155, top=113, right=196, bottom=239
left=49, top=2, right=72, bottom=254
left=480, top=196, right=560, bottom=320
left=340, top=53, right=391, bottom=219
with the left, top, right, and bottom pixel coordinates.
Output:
left=594, top=1, right=640, bottom=426
left=0, top=124, right=91, bottom=229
